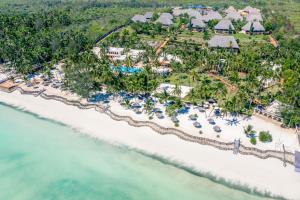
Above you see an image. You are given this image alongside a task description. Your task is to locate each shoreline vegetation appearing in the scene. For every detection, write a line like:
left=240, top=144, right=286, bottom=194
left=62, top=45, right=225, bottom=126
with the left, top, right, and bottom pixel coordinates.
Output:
left=1, top=86, right=296, bottom=165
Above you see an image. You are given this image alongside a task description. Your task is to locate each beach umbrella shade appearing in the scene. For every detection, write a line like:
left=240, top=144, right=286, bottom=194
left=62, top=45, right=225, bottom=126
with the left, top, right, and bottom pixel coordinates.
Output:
left=208, top=118, right=215, bottom=125
left=203, top=104, right=210, bottom=109
left=198, top=107, right=206, bottom=112
left=153, top=108, right=162, bottom=113
left=189, top=114, right=198, bottom=120
left=156, top=113, right=164, bottom=119
left=213, top=125, right=221, bottom=133
left=208, top=99, right=216, bottom=104
left=134, top=108, right=142, bottom=114
left=171, top=116, right=179, bottom=123
left=193, top=122, right=202, bottom=128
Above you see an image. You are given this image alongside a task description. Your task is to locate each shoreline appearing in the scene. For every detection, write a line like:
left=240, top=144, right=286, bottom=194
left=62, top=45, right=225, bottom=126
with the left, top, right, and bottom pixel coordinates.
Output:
left=1, top=90, right=300, bottom=199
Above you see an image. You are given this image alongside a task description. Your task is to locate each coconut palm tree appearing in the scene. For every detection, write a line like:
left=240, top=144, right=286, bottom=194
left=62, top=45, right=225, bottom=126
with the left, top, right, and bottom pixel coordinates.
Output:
left=173, top=84, right=182, bottom=97
left=244, top=125, right=256, bottom=137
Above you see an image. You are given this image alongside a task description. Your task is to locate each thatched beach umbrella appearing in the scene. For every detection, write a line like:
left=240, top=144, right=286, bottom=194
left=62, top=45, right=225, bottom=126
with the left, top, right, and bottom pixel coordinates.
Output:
left=213, top=125, right=221, bottom=132
left=193, top=122, right=202, bottom=128
left=134, top=108, right=142, bottom=114
left=189, top=114, right=198, bottom=121
left=198, top=107, right=206, bottom=112
left=156, top=112, right=164, bottom=119
left=208, top=118, right=215, bottom=125
left=171, top=116, right=179, bottom=123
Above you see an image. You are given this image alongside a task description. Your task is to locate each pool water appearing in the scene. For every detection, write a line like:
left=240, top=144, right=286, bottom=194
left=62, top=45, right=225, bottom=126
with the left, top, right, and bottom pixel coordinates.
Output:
left=111, top=66, right=143, bottom=74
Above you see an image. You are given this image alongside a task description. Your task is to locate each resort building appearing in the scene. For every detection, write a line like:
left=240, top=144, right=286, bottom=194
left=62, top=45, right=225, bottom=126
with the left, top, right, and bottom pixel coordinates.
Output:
left=128, top=49, right=145, bottom=61
left=242, top=21, right=265, bottom=34
left=202, top=10, right=222, bottom=22
left=214, top=19, right=235, bottom=33
left=224, top=6, right=237, bottom=14
left=131, top=15, right=147, bottom=23
left=246, top=13, right=263, bottom=22
left=243, top=6, right=261, bottom=15
left=144, top=12, right=153, bottom=20
left=160, top=13, right=174, bottom=20
left=158, top=54, right=182, bottom=67
left=225, top=11, right=243, bottom=21
left=208, top=35, right=240, bottom=50
left=191, top=18, right=206, bottom=31
left=172, top=8, right=184, bottom=17
left=156, top=13, right=174, bottom=26
left=92, top=47, right=101, bottom=59
left=108, top=47, right=124, bottom=58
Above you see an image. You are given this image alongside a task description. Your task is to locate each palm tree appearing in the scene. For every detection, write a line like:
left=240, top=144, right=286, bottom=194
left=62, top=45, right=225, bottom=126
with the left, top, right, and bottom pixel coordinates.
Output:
left=161, top=89, right=170, bottom=103
left=189, top=70, right=199, bottom=86
left=143, top=99, right=154, bottom=116
left=244, top=125, right=256, bottom=137
left=173, top=84, right=182, bottom=97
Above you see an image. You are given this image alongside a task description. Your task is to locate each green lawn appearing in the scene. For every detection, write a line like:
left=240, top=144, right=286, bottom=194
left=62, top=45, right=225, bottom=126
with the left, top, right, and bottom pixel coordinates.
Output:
left=175, top=30, right=206, bottom=44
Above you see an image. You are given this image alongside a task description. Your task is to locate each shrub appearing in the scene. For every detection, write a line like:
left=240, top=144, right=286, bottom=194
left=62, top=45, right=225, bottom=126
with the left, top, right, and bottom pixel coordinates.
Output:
left=259, top=131, right=273, bottom=143
left=250, top=137, right=257, bottom=145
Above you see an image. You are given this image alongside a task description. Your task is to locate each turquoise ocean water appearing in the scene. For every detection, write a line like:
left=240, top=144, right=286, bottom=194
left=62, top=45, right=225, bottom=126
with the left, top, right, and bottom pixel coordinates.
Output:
left=0, top=103, right=273, bottom=200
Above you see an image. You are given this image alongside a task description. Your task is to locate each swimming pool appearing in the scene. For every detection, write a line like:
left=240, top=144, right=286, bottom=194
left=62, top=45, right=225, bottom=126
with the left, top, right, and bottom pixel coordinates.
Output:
left=111, top=66, right=143, bottom=74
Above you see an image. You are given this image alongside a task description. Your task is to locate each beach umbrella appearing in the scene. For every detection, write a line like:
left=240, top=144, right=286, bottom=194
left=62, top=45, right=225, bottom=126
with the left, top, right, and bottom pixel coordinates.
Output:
left=193, top=122, right=202, bottom=128
left=208, top=99, right=216, bottom=104
left=132, top=102, right=141, bottom=108
left=208, top=118, right=215, bottom=125
left=134, top=108, right=142, bottom=114
left=213, top=125, right=221, bottom=133
left=189, top=114, right=198, bottom=120
left=203, top=104, right=210, bottom=109
left=153, top=108, right=162, bottom=113
left=156, top=112, right=164, bottom=119
left=171, top=116, right=179, bottom=123
left=198, top=107, right=206, bottom=112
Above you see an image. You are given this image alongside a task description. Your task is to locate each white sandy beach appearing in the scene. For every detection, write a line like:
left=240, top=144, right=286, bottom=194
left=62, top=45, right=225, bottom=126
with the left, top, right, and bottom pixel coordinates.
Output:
left=1, top=90, right=300, bottom=199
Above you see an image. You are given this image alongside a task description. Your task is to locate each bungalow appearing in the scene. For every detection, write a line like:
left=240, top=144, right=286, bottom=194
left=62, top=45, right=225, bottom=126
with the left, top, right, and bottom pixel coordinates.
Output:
left=173, top=8, right=184, bottom=17
left=225, top=6, right=237, bottom=14
left=214, top=19, right=235, bottom=33
left=225, top=11, right=243, bottom=21
left=202, top=10, right=222, bottom=22
left=185, top=9, right=202, bottom=18
left=160, top=13, right=173, bottom=20
left=242, top=21, right=265, bottom=34
left=191, top=18, right=206, bottom=31
left=156, top=13, right=173, bottom=26
left=246, top=13, right=263, bottom=22
left=243, top=6, right=261, bottom=15
left=144, top=12, right=153, bottom=20
left=208, top=35, right=240, bottom=51
left=131, top=15, right=147, bottom=23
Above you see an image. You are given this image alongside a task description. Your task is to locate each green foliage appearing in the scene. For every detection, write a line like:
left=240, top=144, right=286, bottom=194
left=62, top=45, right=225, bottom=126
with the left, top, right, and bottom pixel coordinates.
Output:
left=250, top=137, right=257, bottom=145
left=259, top=131, right=273, bottom=143
left=244, top=125, right=256, bottom=137
left=0, top=10, right=91, bottom=74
